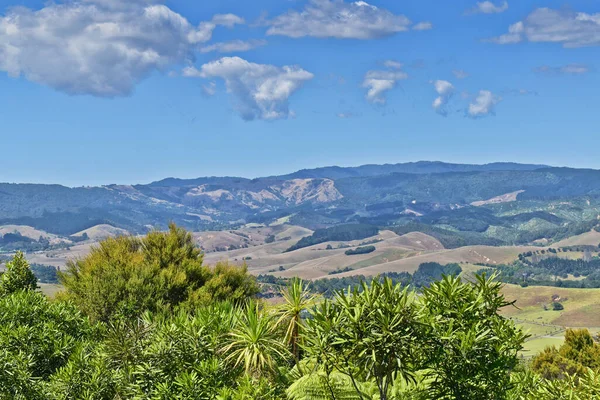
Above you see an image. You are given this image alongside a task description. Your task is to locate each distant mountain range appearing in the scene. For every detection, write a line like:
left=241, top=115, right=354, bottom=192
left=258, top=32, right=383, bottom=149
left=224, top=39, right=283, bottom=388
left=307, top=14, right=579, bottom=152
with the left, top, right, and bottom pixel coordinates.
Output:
left=2, top=161, right=600, bottom=247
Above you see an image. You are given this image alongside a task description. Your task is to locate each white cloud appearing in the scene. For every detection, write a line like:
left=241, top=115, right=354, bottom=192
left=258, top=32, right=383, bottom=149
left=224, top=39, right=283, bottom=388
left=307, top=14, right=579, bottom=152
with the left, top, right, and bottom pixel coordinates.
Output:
left=0, top=1, right=243, bottom=96
left=452, top=69, right=469, bottom=79
left=413, top=22, right=433, bottom=31
left=186, top=57, right=314, bottom=121
left=468, top=90, right=501, bottom=118
left=489, top=8, right=600, bottom=47
left=79, top=0, right=158, bottom=9
left=267, top=0, right=417, bottom=39
left=469, top=1, right=508, bottom=15
left=362, top=70, right=408, bottom=104
left=431, top=80, right=454, bottom=116
left=383, top=60, right=403, bottom=69
left=210, top=14, right=245, bottom=28
left=534, top=64, right=590, bottom=75
left=202, top=81, right=217, bottom=96
left=200, top=39, right=267, bottom=54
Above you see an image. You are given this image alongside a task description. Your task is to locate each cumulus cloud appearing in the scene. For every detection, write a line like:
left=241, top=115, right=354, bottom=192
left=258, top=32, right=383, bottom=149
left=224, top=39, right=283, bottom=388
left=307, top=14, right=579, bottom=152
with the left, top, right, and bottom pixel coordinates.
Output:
left=534, top=64, right=590, bottom=75
left=185, top=57, right=314, bottom=121
left=431, top=80, right=454, bottom=116
left=468, top=90, right=501, bottom=118
left=200, top=39, right=267, bottom=54
left=362, top=69, right=408, bottom=104
left=0, top=1, right=243, bottom=96
left=452, top=70, right=469, bottom=79
left=468, top=1, right=508, bottom=15
left=266, top=0, right=419, bottom=39
left=489, top=8, right=600, bottom=47
left=489, top=21, right=524, bottom=44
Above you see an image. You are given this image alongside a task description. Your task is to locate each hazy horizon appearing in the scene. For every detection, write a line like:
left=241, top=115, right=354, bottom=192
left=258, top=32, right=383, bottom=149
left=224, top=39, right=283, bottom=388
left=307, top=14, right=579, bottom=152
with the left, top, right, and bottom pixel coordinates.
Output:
left=0, top=158, right=581, bottom=187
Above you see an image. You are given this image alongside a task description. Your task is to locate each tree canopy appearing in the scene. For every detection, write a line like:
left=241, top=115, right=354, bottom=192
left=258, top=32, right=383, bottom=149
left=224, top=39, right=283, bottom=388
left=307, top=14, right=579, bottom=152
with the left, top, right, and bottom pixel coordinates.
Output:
left=0, top=251, right=38, bottom=295
left=58, top=223, right=258, bottom=322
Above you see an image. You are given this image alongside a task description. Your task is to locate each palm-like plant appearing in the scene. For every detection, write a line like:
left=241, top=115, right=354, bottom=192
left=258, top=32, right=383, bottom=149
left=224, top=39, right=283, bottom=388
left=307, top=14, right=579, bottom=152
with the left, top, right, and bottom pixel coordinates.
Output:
left=275, top=278, right=317, bottom=362
left=221, top=302, right=289, bottom=379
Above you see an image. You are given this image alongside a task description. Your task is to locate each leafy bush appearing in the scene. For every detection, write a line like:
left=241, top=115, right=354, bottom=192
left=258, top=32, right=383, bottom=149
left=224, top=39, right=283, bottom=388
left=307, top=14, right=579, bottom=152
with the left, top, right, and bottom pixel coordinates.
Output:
left=344, top=245, right=376, bottom=256
left=531, top=329, right=600, bottom=380
left=265, top=235, right=275, bottom=244
left=0, top=252, right=37, bottom=295
left=59, top=223, right=257, bottom=322
left=0, top=290, right=94, bottom=398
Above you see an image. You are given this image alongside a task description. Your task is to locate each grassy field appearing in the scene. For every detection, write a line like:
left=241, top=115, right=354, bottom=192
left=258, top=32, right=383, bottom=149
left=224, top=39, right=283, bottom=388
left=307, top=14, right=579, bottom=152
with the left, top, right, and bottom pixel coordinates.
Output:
left=39, top=283, right=63, bottom=298
left=501, top=284, right=600, bottom=357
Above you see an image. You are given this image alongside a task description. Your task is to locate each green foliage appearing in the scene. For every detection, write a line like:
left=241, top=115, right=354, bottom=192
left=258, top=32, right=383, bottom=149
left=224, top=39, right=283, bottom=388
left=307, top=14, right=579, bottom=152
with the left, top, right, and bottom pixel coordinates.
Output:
left=47, top=343, right=122, bottom=400
left=189, top=261, right=259, bottom=306
left=0, top=251, right=38, bottom=295
left=221, top=302, right=289, bottom=380
left=552, top=301, right=564, bottom=311
left=259, top=263, right=461, bottom=299
left=59, top=224, right=257, bottom=322
left=531, top=329, right=600, bottom=380
left=265, top=235, right=276, bottom=244
left=0, top=290, right=94, bottom=399
left=509, top=369, right=600, bottom=400
left=275, top=278, right=317, bottom=361
left=479, top=255, right=600, bottom=289
left=47, top=303, right=242, bottom=399
left=287, top=368, right=370, bottom=400
left=412, top=262, right=462, bottom=287
left=344, top=245, right=376, bottom=256
left=304, top=278, right=423, bottom=400
left=219, top=375, right=285, bottom=400
left=0, top=235, right=595, bottom=399
left=419, top=274, right=528, bottom=399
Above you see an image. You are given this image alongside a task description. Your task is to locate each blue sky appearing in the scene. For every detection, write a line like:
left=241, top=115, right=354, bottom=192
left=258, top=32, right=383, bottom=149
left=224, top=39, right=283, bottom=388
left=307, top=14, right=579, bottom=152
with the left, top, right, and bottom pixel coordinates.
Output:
left=0, top=0, right=599, bottom=186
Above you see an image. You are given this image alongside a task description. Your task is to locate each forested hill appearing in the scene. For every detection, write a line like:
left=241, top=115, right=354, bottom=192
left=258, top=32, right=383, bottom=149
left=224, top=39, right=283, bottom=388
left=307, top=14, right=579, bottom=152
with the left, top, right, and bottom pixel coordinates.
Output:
left=2, top=162, right=600, bottom=245
left=271, top=161, right=549, bottom=180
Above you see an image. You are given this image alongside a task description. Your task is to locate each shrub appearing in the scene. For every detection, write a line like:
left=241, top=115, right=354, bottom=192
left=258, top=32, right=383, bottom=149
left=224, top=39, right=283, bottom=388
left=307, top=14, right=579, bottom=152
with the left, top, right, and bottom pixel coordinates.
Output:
left=265, top=235, right=275, bottom=244
left=0, top=291, right=94, bottom=398
left=59, top=224, right=257, bottom=322
left=344, top=245, right=376, bottom=256
left=0, top=252, right=38, bottom=295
